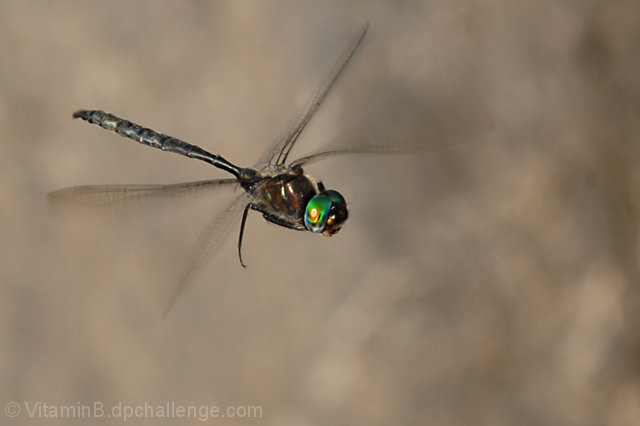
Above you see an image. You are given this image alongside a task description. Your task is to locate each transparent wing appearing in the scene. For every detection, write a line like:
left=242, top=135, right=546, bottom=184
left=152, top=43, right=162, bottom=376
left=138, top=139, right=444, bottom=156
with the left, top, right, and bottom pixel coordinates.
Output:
left=290, top=82, right=495, bottom=167
left=290, top=115, right=494, bottom=167
left=161, top=193, right=249, bottom=317
left=255, top=22, right=369, bottom=168
left=49, top=178, right=246, bottom=317
left=48, top=179, right=238, bottom=210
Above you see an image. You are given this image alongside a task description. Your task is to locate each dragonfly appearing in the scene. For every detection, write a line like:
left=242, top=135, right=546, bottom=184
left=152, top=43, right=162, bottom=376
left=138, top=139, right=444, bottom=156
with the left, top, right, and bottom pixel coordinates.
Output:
left=50, top=22, right=490, bottom=313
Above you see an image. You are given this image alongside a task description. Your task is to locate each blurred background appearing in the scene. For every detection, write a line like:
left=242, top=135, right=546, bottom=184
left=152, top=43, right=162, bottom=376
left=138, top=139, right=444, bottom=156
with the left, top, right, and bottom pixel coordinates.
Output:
left=2, top=1, right=640, bottom=425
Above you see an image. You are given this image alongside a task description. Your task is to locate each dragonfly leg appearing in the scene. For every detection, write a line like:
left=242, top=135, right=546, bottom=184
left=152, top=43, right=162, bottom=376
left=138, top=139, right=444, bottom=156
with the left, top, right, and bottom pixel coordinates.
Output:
left=238, top=203, right=257, bottom=268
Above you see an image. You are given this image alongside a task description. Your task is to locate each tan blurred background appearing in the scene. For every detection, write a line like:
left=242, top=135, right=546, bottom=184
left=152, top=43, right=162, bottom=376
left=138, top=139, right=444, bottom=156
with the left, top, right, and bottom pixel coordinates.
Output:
left=3, top=1, right=640, bottom=425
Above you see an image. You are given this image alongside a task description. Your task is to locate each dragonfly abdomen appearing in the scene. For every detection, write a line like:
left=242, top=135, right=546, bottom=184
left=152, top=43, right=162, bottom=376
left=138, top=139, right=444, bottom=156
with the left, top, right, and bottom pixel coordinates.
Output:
left=73, top=109, right=203, bottom=155
left=72, top=109, right=243, bottom=178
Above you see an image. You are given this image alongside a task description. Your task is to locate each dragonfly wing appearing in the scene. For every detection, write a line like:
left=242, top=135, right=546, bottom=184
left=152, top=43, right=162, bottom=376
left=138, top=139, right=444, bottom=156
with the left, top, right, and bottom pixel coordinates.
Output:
left=160, top=192, right=250, bottom=317
left=48, top=179, right=238, bottom=210
left=49, top=178, right=247, bottom=317
left=290, top=88, right=494, bottom=167
left=255, top=22, right=370, bottom=169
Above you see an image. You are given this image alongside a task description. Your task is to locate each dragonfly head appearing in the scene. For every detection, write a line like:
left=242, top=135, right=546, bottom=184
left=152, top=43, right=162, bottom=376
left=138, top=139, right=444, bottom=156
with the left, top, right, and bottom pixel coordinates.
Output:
left=304, top=189, right=348, bottom=236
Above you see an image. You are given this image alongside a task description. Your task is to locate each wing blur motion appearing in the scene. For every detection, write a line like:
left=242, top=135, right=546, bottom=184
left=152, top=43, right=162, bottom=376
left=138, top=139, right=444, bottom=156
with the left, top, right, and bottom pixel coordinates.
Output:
left=48, top=179, right=238, bottom=209
left=159, top=193, right=249, bottom=317
left=257, top=22, right=370, bottom=168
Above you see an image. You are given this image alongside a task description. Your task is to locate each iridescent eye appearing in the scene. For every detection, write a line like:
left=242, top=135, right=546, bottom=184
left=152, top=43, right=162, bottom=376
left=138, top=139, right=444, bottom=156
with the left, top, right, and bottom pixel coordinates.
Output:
left=325, top=190, right=346, bottom=206
left=304, top=190, right=349, bottom=235
left=304, top=194, right=332, bottom=233
left=322, top=190, right=348, bottom=236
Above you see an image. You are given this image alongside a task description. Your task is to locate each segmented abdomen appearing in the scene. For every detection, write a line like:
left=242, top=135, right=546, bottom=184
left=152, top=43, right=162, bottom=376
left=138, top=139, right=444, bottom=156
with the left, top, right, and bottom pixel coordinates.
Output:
left=72, top=109, right=213, bottom=160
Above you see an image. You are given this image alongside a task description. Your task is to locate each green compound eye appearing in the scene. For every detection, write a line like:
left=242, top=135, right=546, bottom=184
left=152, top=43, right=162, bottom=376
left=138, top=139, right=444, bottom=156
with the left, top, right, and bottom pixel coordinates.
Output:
left=325, top=190, right=346, bottom=206
left=304, top=194, right=332, bottom=233
left=304, top=190, right=348, bottom=235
